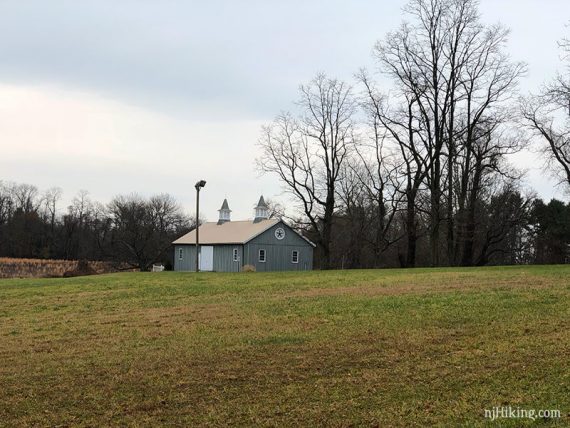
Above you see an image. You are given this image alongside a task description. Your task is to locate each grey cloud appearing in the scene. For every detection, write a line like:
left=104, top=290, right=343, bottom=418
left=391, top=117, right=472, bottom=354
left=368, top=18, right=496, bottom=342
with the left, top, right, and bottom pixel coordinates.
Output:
left=0, top=0, right=404, bottom=119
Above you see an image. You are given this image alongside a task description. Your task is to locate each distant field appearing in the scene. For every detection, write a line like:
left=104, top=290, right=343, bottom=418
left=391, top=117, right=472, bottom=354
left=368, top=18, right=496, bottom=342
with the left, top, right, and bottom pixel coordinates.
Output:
left=1, top=266, right=569, bottom=426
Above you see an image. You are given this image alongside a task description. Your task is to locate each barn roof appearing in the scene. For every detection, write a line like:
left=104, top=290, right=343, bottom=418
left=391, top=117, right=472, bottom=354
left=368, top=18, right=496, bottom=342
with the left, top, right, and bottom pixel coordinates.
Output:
left=172, top=218, right=316, bottom=247
left=173, top=219, right=280, bottom=245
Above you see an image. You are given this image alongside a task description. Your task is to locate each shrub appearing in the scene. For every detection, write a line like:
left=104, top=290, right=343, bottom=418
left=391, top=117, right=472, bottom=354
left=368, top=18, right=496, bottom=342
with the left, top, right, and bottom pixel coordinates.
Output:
left=242, top=264, right=256, bottom=272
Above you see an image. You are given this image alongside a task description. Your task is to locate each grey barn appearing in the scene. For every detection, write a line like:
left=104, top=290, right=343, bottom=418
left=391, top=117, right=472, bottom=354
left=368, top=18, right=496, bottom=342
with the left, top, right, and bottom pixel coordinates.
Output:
left=173, top=196, right=314, bottom=272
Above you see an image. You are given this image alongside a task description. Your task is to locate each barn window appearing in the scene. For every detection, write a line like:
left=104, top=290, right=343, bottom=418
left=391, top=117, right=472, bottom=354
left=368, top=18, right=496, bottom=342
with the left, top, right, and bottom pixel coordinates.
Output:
left=259, top=249, right=266, bottom=263
left=291, top=250, right=299, bottom=264
left=233, top=248, right=238, bottom=262
left=178, top=248, right=183, bottom=260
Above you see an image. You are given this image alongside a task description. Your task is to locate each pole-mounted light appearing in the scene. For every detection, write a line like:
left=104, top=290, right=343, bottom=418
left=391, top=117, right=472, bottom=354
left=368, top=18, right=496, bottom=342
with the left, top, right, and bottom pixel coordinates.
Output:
left=195, top=180, right=206, bottom=272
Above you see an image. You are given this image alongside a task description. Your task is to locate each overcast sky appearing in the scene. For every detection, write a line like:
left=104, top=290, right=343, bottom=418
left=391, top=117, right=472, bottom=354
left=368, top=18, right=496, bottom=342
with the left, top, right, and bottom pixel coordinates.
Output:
left=0, top=0, right=569, bottom=220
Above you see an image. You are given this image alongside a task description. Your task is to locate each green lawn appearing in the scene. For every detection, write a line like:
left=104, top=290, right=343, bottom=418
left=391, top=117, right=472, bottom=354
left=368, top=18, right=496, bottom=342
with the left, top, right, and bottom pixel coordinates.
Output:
left=1, top=266, right=569, bottom=426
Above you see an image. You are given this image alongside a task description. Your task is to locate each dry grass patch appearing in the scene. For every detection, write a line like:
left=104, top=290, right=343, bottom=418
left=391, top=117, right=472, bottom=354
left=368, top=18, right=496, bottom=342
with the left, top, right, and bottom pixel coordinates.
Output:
left=0, top=257, right=133, bottom=278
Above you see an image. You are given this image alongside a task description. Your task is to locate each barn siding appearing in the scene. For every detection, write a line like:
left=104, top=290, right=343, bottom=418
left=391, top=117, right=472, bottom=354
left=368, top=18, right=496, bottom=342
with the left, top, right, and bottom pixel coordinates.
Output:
left=174, top=244, right=243, bottom=272
left=213, top=245, right=243, bottom=272
left=245, top=243, right=312, bottom=271
left=244, top=222, right=313, bottom=271
left=174, top=245, right=197, bottom=271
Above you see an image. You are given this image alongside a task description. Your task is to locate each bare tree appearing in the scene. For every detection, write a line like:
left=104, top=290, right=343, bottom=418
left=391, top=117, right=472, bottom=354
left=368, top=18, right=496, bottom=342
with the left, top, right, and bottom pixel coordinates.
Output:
left=373, top=0, right=524, bottom=265
left=149, top=193, right=189, bottom=235
left=62, top=190, right=95, bottom=259
left=41, top=187, right=63, bottom=255
left=358, top=70, right=429, bottom=267
left=455, top=121, right=525, bottom=265
left=68, top=190, right=92, bottom=228
left=109, top=193, right=190, bottom=270
left=451, top=25, right=525, bottom=264
left=263, top=198, right=286, bottom=219
left=350, top=71, right=404, bottom=265
left=42, top=187, right=62, bottom=229
left=521, top=37, right=570, bottom=189
left=257, top=74, right=356, bottom=269
left=522, top=100, right=570, bottom=189
left=0, top=182, right=14, bottom=226
left=11, top=183, right=40, bottom=214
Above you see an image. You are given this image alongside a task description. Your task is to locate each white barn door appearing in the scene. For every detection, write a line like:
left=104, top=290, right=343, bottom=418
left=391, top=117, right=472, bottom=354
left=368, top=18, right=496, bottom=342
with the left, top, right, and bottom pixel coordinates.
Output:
left=199, top=246, right=214, bottom=271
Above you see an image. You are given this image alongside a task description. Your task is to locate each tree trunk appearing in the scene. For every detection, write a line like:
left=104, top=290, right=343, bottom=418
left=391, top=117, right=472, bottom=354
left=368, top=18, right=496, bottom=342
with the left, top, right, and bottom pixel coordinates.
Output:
left=320, top=189, right=335, bottom=270
left=374, top=199, right=386, bottom=267
left=446, top=140, right=455, bottom=266
left=461, top=206, right=476, bottom=266
left=461, top=159, right=482, bottom=266
left=430, top=167, right=441, bottom=267
left=406, top=191, right=417, bottom=268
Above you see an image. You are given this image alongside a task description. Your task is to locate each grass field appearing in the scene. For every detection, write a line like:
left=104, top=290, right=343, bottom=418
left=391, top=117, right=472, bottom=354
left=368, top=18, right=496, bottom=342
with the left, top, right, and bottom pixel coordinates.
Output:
left=1, top=266, right=569, bottom=426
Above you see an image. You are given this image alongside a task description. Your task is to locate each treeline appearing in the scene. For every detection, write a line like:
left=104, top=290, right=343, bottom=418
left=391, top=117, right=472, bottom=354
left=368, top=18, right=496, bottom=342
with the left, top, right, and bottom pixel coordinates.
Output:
left=0, top=182, right=193, bottom=270
left=1, top=179, right=567, bottom=270
left=258, top=0, right=570, bottom=269
left=303, top=196, right=570, bottom=269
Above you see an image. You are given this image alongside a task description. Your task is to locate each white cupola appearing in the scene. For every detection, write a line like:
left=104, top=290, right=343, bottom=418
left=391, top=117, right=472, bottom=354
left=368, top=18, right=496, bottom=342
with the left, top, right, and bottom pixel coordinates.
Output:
left=217, top=198, right=231, bottom=224
left=253, top=195, right=269, bottom=223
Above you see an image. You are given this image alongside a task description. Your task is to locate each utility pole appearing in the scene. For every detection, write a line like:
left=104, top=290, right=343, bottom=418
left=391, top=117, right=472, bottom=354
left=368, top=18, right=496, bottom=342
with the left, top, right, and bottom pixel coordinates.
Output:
left=194, top=180, right=206, bottom=272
